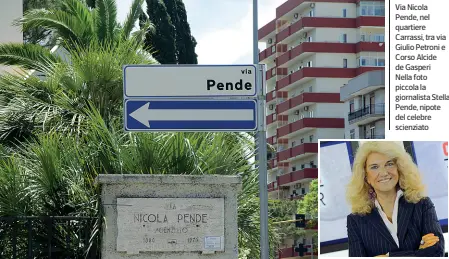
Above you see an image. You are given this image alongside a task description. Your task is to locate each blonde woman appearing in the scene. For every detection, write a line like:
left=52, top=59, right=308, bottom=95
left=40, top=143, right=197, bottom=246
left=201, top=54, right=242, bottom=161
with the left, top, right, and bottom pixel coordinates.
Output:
left=346, top=141, right=445, bottom=257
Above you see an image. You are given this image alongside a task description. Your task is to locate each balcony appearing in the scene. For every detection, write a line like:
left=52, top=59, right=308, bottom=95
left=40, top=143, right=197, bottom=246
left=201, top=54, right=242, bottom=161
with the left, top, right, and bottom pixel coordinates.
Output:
left=267, top=113, right=276, bottom=125
left=341, top=70, right=385, bottom=101
left=267, top=90, right=289, bottom=104
left=277, top=17, right=356, bottom=43
left=277, top=67, right=356, bottom=90
left=356, top=41, right=385, bottom=53
left=267, top=136, right=276, bottom=145
left=258, top=18, right=276, bottom=40
left=268, top=158, right=276, bottom=170
left=267, top=181, right=276, bottom=192
left=278, top=143, right=317, bottom=162
left=278, top=167, right=318, bottom=186
left=267, top=67, right=289, bottom=81
left=267, top=90, right=276, bottom=103
left=277, top=42, right=356, bottom=67
left=356, top=16, right=385, bottom=27
left=259, top=45, right=276, bottom=62
left=277, top=93, right=341, bottom=115
left=277, top=118, right=345, bottom=138
left=356, top=66, right=384, bottom=76
left=348, top=104, right=385, bottom=125
left=267, top=68, right=276, bottom=80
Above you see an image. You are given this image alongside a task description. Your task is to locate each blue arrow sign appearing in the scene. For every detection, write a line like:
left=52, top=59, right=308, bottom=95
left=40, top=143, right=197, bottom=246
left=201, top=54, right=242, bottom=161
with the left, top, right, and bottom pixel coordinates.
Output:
left=124, top=100, right=258, bottom=132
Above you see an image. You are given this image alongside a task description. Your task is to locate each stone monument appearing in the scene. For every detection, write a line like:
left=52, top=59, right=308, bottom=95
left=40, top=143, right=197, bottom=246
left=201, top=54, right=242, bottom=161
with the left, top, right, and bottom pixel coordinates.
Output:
left=97, top=174, right=241, bottom=259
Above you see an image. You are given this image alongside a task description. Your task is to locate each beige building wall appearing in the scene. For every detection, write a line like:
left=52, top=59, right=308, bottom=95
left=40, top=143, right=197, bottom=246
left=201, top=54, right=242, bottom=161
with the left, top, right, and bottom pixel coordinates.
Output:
left=0, top=0, right=23, bottom=74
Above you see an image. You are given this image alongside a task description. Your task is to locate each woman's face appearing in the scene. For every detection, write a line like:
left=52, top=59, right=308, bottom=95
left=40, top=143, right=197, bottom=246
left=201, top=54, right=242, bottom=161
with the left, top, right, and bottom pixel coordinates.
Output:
left=365, top=152, right=399, bottom=193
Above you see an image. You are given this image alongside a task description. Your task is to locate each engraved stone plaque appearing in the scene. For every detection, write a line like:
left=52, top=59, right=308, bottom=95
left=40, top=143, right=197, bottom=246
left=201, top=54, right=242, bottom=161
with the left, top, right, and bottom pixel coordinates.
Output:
left=116, top=198, right=225, bottom=254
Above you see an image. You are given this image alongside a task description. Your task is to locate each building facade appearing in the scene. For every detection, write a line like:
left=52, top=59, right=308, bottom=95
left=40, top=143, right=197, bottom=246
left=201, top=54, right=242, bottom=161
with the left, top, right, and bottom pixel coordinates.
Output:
left=258, top=0, right=385, bottom=258
left=0, top=0, right=23, bottom=75
left=341, top=69, right=385, bottom=139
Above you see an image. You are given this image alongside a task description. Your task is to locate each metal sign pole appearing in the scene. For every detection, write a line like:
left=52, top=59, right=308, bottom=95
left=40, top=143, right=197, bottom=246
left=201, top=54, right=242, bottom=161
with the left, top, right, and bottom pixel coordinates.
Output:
left=253, top=0, right=269, bottom=258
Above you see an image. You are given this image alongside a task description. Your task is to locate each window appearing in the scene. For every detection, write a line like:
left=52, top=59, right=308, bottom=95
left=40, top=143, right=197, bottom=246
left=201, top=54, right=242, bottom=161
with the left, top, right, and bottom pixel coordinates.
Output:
left=360, top=33, right=385, bottom=42
left=309, top=9, right=314, bottom=17
left=271, top=45, right=276, bottom=52
left=292, top=141, right=296, bottom=147
left=307, top=61, right=312, bottom=67
left=350, top=129, right=355, bottom=139
left=309, top=86, right=312, bottom=92
left=358, top=53, right=385, bottom=67
left=343, top=9, right=347, bottom=17
left=307, top=36, right=312, bottom=42
left=377, top=58, right=385, bottom=66
left=374, top=34, right=385, bottom=42
left=343, top=58, right=348, bottom=68
left=350, top=99, right=355, bottom=112
left=359, top=2, right=385, bottom=16
left=300, top=138, right=304, bottom=144
left=309, top=135, right=314, bottom=142
left=370, top=124, right=375, bottom=138
left=341, top=34, right=347, bottom=43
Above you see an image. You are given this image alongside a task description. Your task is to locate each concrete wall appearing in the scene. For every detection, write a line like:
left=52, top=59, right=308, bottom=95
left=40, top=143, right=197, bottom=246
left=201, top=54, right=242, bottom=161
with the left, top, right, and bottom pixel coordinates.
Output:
left=0, top=0, right=23, bottom=75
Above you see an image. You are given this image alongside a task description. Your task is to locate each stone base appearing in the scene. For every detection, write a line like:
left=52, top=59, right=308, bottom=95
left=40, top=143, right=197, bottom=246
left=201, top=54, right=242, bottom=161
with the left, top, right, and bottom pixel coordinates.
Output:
left=97, top=174, right=241, bottom=259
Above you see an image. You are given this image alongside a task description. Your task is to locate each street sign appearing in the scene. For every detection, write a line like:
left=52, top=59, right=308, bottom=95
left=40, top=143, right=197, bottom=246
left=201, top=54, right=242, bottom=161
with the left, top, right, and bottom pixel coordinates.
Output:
left=124, top=99, right=257, bottom=131
left=123, top=65, right=257, bottom=98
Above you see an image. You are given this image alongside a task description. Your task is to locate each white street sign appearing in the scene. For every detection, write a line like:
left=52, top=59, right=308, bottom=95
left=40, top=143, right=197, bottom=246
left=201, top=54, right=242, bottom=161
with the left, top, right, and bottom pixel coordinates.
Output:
left=124, top=65, right=257, bottom=98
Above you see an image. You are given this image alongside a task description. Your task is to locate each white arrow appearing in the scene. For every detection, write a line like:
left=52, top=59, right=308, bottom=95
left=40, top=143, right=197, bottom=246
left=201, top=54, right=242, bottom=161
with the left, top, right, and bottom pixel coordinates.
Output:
left=129, top=102, right=254, bottom=128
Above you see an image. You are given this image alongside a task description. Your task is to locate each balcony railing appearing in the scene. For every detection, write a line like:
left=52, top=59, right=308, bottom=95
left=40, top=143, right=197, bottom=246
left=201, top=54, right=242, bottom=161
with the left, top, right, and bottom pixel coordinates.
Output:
left=348, top=104, right=385, bottom=122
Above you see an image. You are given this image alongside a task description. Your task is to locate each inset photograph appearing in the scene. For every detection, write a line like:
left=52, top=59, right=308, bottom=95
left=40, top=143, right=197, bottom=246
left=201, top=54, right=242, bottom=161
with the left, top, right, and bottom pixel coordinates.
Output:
left=319, top=140, right=448, bottom=257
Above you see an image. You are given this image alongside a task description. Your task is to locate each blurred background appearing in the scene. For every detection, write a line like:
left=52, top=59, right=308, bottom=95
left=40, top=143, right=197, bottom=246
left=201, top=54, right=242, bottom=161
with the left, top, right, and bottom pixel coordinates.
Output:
left=319, top=141, right=448, bottom=257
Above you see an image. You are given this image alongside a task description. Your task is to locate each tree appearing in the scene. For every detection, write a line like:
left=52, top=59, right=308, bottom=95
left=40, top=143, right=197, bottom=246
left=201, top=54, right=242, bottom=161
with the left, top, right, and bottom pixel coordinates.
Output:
left=0, top=0, right=156, bottom=146
left=0, top=1, right=277, bottom=257
left=143, top=0, right=177, bottom=64
left=15, top=0, right=153, bottom=52
left=297, top=179, right=318, bottom=253
left=269, top=199, right=305, bottom=242
left=0, top=114, right=279, bottom=258
left=163, top=0, right=197, bottom=64
left=22, top=0, right=59, bottom=47
left=142, top=0, right=197, bottom=64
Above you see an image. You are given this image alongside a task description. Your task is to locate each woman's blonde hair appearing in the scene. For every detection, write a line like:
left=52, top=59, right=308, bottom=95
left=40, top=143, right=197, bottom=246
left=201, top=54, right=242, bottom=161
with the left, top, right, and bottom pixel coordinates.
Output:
left=346, top=141, right=425, bottom=215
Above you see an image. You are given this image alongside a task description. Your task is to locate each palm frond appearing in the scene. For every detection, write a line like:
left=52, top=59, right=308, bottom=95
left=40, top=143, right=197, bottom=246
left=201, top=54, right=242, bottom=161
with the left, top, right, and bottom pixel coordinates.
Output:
left=95, top=0, right=117, bottom=44
left=60, top=0, right=95, bottom=39
left=16, top=9, right=90, bottom=49
left=0, top=157, right=34, bottom=216
left=0, top=43, right=61, bottom=74
left=121, top=0, right=144, bottom=40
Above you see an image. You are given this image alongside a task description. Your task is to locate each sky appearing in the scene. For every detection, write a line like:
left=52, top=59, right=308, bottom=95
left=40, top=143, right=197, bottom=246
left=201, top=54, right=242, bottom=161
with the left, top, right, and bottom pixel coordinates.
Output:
left=116, top=0, right=286, bottom=64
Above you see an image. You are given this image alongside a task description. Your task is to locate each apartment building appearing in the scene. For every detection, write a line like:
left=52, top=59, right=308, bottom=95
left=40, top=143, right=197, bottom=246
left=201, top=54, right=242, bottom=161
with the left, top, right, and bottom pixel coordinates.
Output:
left=258, top=0, right=385, bottom=258
left=341, top=69, right=385, bottom=139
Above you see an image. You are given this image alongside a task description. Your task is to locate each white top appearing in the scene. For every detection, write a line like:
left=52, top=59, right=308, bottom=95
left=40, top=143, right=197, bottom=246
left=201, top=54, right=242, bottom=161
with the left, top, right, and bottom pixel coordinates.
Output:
left=374, top=189, right=404, bottom=248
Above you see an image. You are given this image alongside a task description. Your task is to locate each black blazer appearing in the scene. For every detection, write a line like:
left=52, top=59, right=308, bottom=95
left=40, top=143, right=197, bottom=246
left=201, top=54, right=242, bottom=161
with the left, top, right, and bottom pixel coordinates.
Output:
left=347, top=196, right=445, bottom=257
